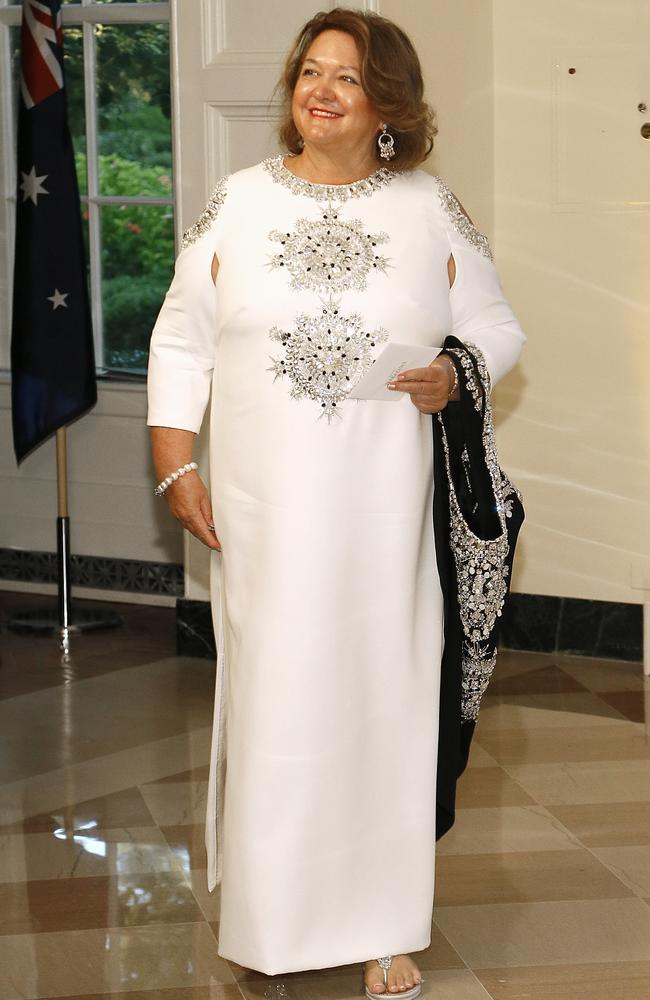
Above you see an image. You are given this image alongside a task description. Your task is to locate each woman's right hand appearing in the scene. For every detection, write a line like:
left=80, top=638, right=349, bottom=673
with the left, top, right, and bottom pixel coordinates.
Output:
left=163, top=472, right=221, bottom=552
left=164, top=472, right=222, bottom=551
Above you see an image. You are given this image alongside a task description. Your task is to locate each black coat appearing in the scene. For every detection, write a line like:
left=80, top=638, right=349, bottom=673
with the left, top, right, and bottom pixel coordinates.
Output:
left=433, top=336, right=525, bottom=843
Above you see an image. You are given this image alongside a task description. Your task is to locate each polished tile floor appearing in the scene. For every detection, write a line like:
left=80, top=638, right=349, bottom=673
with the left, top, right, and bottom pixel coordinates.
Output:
left=1, top=591, right=649, bottom=1000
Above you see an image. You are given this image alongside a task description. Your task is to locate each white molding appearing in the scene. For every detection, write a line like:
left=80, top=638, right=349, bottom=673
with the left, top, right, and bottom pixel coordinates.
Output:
left=205, top=101, right=281, bottom=181
left=203, top=0, right=380, bottom=68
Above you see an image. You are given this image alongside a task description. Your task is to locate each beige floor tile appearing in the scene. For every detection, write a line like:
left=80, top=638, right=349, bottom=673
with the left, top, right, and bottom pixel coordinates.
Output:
left=487, top=663, right=588, bottom=696
left=161, top=824, right=210, bottom=872
left=546, top=801, right=650, bottom=847
left=491, top=651, right=560, bottom=680
left=42, top=989, right=242, bottom=1000
left=0, top=726, right=212, bottom=827
left=0, top=922, right=236, bottom=1000
left=435, top=897, right=650, bottom=969
left=140, top=780, right=209, bottom=827
left=412, top=924, right=466, bottom=971
left=475, top=691, right=626, bottom=731
left=236, top=970, right=363, bottom=1000
left=465, top=742, right=499, bottom=769
left=436, top=806, right=581, bottom=856
left=591, top=846, right=650, bottom=897
left=504, top=759, right=650, bottom=805
left=418, top=968, right=492, bottom=999
left=0, top=658, right=214, bottom=784
left=455, top=768, right=535, bottom=809
left=235, top=968, right=491, bottom=1000
left=475, top=960, right=650, bottom=999
left=0, top=870, right=204, bottom=934
left=476, top=723, right=650, bottom=766
left=188, top=869, right=222, bottom=923
left=434, top=848, right=632, bottom=905
left=0, top=826, right=182, bottom=882
left=554, top=655, right=645, bottom=692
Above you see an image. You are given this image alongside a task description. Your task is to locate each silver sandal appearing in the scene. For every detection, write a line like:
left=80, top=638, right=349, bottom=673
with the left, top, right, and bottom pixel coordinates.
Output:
left=364, top=955, right=422, bottom=1000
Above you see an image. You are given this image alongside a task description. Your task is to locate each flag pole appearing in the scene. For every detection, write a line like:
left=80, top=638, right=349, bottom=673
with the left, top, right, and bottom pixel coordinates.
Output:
left=8, top=1, right=122, bottom=649
left=55, top=426, right=72, bottom=639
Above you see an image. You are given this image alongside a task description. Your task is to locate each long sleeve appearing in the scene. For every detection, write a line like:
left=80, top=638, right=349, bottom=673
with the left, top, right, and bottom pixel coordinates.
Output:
left=436, top=178, right=526, bottom=386
left=147, top=178, right=228, bottom=432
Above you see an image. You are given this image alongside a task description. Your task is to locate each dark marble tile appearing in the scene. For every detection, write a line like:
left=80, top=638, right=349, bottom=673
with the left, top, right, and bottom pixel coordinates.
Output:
left=148, top=764, right=211, bottom=784
left=177, top=599, right=215, bottom=659
left=0, top=871, right=204, bottom=934
left=488, top=664, right=588, bottom=696
left=597, top=690, right=646, bottom=724
left=0, top=787, right=157, bottom=835
left=499, top=593, right=562, bottom=653
left=0, top=592, right=176, bottom=700
left=557, top=597, right=642, bottom=662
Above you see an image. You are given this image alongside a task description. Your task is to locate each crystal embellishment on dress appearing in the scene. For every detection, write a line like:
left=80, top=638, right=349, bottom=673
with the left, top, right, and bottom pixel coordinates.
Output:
left=263, top=154, right=397, bottom=203
left=268, top=304, right=388, bottom=422
left=435, top=178, right=493, bottom=262
left=265, top=155, right=394, bottom=421
left=269, top=216, right=390, bottom=294
left=181, top=175, right=229, bottom=250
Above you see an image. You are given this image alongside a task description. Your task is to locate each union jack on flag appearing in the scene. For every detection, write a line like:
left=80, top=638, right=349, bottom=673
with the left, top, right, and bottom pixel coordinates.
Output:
left=20, top=0, right=64, bottom=108
left=11, top=0, right=96, bottom=462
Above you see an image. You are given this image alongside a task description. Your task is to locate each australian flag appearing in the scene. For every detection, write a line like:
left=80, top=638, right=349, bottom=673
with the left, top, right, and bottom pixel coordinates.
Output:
left=11, top=0, right=96, bottom=462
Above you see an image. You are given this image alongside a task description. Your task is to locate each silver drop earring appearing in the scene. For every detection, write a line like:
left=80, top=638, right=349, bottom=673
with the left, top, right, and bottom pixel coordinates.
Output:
left=378, top=124, right=396, bottom=161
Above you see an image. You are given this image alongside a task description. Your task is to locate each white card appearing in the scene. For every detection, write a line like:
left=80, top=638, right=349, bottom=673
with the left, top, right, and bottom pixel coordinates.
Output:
left=347, top=342, right=444, bottom=401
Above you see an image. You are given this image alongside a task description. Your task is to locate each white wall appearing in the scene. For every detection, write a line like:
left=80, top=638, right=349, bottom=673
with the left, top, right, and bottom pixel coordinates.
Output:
left=491, top=0, right=650, bottom=604
left=0, top=378, right=183, bottom=566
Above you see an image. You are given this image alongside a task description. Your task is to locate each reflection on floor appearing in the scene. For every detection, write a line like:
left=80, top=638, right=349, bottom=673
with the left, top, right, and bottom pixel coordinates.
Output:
left=1, top=591, right=649, bottom=1000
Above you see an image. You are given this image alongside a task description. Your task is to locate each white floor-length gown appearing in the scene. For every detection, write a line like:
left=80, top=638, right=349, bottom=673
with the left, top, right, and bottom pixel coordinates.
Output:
left=148, top=155, right=525, bottom=975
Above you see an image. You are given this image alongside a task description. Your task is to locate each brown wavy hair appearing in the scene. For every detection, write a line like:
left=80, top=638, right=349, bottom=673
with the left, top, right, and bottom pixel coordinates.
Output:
left=275, top=8, right=437, bottom=171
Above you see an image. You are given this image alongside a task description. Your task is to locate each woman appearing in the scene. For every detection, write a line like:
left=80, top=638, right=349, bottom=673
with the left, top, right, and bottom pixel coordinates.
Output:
left=148, top=8, right=525, bottom=995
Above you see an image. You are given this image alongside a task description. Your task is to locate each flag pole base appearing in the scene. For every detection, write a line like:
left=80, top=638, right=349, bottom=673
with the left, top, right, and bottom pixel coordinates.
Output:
left=7, top=607, right=122, bottom=636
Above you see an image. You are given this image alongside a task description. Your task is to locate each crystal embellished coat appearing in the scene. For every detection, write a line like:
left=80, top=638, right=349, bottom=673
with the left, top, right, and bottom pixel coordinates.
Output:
left=147, top=156, right=526, bottom=975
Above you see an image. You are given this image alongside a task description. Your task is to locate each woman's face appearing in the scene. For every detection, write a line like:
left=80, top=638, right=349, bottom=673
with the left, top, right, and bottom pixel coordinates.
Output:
left=291, top=30, right=382, bottom=161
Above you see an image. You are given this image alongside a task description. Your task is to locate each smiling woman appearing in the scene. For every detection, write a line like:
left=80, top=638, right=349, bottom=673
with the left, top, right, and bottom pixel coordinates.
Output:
left=277, top=7, right=436, bottom=173
left=147, top=5, right=526, bottom=993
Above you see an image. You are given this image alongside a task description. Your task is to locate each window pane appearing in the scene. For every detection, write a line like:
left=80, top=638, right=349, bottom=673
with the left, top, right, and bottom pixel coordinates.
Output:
left=95, top=21, right=172, bottom=193
left=101, top=203, right=173, bottom=372
left=62, top=25, right=86, bottom=191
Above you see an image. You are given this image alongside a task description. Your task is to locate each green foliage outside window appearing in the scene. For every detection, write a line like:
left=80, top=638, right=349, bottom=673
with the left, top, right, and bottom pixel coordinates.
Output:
left=63, top=19, right=174, bottom=372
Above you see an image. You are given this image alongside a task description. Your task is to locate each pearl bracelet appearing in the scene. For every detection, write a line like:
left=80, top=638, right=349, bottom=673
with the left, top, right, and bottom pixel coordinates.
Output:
left=154, top=461, right=198, bottom=497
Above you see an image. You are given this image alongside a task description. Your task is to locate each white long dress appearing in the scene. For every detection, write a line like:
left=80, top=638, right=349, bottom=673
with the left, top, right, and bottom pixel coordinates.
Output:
left=148, top=156, right=525, bottom=975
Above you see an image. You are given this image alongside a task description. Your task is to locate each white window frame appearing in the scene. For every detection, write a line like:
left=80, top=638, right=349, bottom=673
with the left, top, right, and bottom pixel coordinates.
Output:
left=0, top=0, right=172, bottom=377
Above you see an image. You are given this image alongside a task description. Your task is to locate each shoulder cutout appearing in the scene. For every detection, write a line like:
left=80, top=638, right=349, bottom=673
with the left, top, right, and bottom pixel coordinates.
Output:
left=181, top=175, right=229, bottom=250
left=435, top=177, right=493, bottom=261
left=211, top=254, right=219, bottom=285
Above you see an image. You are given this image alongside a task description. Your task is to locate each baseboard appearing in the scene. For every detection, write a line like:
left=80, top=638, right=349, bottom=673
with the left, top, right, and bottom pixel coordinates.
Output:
left=0, top=547, right=183, bottom=599
left=177, top=593, right=644, bottom=662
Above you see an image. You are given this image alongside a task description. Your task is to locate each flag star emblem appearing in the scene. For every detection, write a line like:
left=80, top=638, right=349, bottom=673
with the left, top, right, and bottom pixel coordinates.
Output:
left=47, top=288, right=69, bottom=310
left=20, top=165, right=49, bottom=205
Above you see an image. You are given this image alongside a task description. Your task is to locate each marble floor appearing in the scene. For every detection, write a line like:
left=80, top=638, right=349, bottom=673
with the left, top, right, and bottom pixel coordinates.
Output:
left=1, top=591, right=650, bottom=1000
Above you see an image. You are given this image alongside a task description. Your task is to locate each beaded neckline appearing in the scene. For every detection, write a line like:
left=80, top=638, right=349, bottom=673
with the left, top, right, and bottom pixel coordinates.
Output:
left=263, top=154, right=398, bottom=202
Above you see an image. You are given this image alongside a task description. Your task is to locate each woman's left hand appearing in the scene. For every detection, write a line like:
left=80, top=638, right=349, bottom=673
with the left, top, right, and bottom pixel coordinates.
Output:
left=387, top=355, right=457, bottom=413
